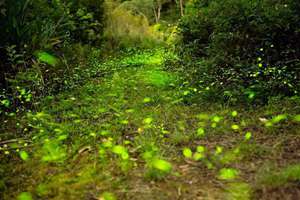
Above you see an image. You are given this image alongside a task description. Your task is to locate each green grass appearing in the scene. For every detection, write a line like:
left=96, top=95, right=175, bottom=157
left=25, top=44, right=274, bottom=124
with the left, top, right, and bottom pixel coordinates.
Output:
left=1, top=49, right=300, bottom=200
left=258, top=164, right=300, bottom=187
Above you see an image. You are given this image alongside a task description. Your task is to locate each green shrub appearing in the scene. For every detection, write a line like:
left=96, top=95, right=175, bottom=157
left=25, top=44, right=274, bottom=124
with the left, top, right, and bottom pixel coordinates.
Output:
left=0, top=0, right=104, bottom=50
left=176, top=0, right=300, bottom=103
left=0, top=0, right=105, bottom=114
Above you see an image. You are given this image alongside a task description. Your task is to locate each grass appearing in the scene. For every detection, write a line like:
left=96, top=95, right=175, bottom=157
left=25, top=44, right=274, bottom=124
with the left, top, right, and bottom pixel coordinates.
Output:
left=257, top=164, right=300, bottom=187
left=1, top=49, right=300, bottom=199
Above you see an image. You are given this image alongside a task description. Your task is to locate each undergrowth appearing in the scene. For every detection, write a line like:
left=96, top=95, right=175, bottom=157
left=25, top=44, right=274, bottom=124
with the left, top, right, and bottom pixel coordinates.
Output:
left=1, top=50, right=300, bottom=200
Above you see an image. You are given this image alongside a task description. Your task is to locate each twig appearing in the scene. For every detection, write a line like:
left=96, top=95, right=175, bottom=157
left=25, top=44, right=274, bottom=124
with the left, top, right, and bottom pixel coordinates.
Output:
left=0, top=138, right=31, bottom=145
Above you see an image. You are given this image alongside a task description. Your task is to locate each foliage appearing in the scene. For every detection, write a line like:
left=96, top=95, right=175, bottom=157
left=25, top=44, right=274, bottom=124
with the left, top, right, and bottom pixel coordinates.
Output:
left=104, top=1, right=164, bottom=50
left=0, top=0, right=105, bottom=115
left=176, top=0, right=300, bottom=103
left=258, top=164, right=300, bottom=187
left=0, top=0, right=104, bottom=50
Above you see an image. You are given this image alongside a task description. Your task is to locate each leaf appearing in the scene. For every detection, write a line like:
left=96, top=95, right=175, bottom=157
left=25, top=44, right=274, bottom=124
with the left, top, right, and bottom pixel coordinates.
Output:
left=183, top=90, right=190, bottom=96
left=193, top=152, right=204, bottom=161
left=248, top=92, right=255, bottom=99
left=218, top=168, right=239, bottom=180
left=120, top=120, right=129, bottom=125
left=143, top=117, right=153, bottom=124
left=183, top=148, right=193, bottom=158
left=143, top=97, right=151, bottom=103
left=244, top=132, right=252, bottom=141
left=196, top=145, right=205, bottom=153
left=231, top=124, right=240, bottom=130
left=271, top=114, right=287, bottom=123
left=294, top=115, right=300, bottom=122
left=17, top=192, right=32, bottom=200
left=152, top=159, right=172, bottom=172
left=215, top=146, right=223, bottom=155
left=197, top=128, right=205, bottom=136
left=212, top=116, right=222, bottom=123
left=100, top=130, right=110, bottom=136
left=57, top=134, right=67, bottom=141
left=19, top=151, right=29, bottom=161
left=1, top=99, right=10, bottom=107
left=231, top=111, right=238, bottom=117
left=36, top=51, right=58, bottom=66
left=112, top=145, right=129, bottom=160
left=112, top=145, right=126, bottom=155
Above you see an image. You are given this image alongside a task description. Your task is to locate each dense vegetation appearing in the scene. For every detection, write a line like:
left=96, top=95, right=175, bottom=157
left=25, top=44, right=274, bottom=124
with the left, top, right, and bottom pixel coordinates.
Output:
left=176, top=0, right=300, bottom=103
left=1, top=1, right=300, bottom=200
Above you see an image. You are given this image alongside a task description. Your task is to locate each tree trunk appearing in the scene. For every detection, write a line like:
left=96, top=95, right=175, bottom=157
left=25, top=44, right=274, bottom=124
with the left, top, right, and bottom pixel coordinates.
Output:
left=153, top=2, right=162, bottom=23
left=153, top=7, right=158, bottom=23
left=179, top=0, right=184, bottom=16
left=157, top=4, right=161, bottom=22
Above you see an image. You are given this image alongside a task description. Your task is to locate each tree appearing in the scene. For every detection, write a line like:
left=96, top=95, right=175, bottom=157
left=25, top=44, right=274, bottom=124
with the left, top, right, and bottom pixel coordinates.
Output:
left=179, top=0, right=184, bottom=16
left=117, top=0, right=173, bottom=23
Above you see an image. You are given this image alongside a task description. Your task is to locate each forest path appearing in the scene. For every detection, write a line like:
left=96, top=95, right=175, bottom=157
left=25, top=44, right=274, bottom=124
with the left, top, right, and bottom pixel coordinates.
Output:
left=4, top=49, right=299, bottom=200
left=3, top=50, right=229, bottom=200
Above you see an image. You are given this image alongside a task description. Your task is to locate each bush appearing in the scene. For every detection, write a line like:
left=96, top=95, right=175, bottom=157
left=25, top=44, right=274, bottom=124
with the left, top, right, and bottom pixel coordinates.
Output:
left=0, top=0, right=104, bottom=49
left=0, top=0, right=105, bottom=114
left=176, top=0, right=300, bottom=103
left=0, top=0, right=104, bottom=115
left=0, top=0, right=105, bottom=84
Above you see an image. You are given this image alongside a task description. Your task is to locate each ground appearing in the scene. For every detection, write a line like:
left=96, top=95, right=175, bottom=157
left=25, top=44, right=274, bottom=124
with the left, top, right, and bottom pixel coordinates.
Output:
left=1, top=49, right=300, bottom=200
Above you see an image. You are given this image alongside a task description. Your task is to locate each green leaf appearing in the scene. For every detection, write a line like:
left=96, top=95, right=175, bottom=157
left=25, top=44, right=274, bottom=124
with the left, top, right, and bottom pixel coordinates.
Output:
left=183, top=90, right=190, bottom=96
left=152, top=159, right=172, bottom=172
left=271, top=114, right=287, bottom=123
left=112, top=145, right=129, bottom=160
left=1, top=99, right=10, bottom=107
left=143, top=97, right=151, bottom=103
left=143, top=117, right=153, bottom=124
left=36, top=51, right=58, bottom=66
left=19, top=151, right=29, bottom=161
left=244, top=132, right=252, bottom=141
left=247, top=91, right=255, bottom=99
left=57, top=134, right=67, bottom=141
left=193, top=152, right=204, bottom=161
left=231, top=111, right=238, bottom=117
left=196, top=145, right=205, bottom=153
left=231, top=124, right=240, bottom=130
left=218, top=168, right=239, bottom=180
left=100, top=130, right=110, bottom=136
left=102, top=140, right=113, bottom=148
left=17, top=192, right=33, bottom=200
left=112, top=145, right=126, bottom=154
left=215, top=146, right=223, bottom=155
left=183, top=148, right=193, bottom=158
left=294, top=115, right=300, bottom=122
left=120, top=120, right=129, bottom=125
left=212, top=116, right=222, bottom=123
left=197, top=128, right=205, bottom=136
